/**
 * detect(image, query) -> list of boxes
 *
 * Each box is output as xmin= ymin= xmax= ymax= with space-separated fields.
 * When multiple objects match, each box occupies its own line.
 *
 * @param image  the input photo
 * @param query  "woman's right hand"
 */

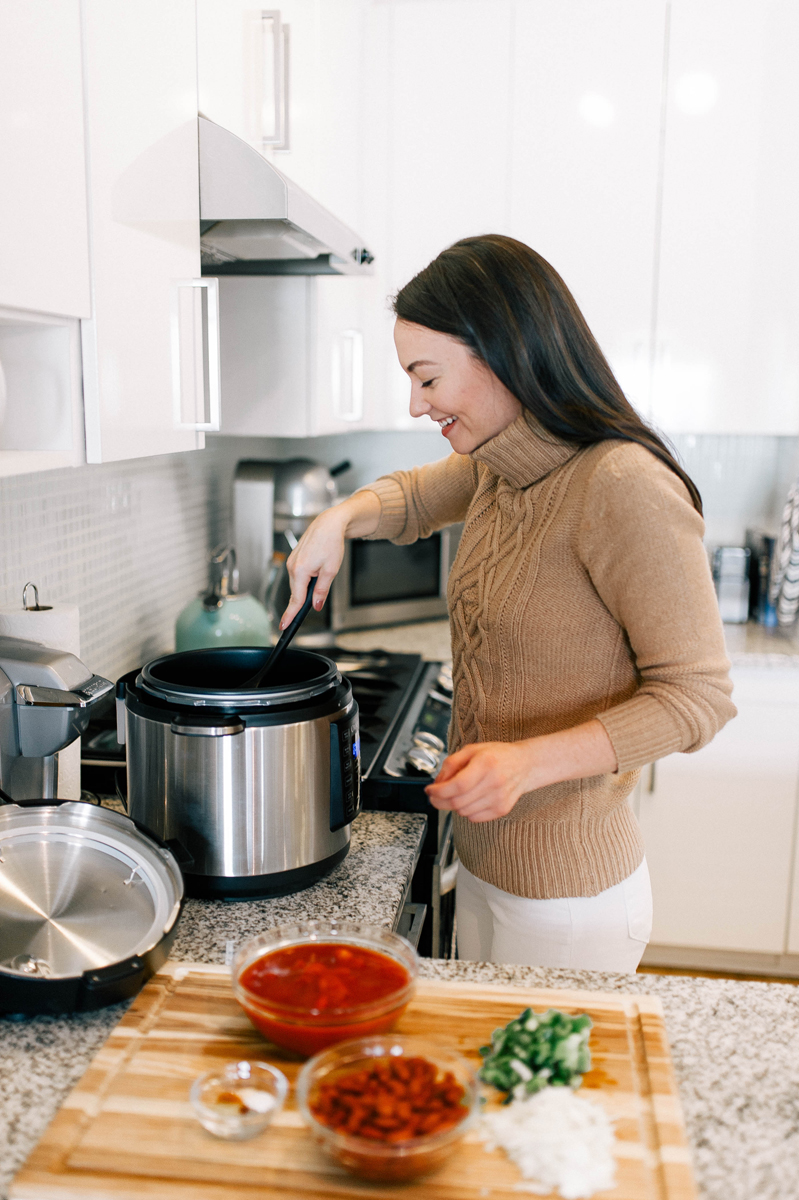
xmin=280 ymin=490 xmax=382 ymax=628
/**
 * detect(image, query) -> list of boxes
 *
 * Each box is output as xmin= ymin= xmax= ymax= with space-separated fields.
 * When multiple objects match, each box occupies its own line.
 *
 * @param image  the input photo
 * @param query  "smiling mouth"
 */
xmin=438 ymin=416 xmax=457 ymax=428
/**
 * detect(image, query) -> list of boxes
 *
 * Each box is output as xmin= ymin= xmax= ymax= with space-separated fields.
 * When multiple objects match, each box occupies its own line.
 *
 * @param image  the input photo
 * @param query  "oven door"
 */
xmin=330 ymin=524 xmax=462 ymax=632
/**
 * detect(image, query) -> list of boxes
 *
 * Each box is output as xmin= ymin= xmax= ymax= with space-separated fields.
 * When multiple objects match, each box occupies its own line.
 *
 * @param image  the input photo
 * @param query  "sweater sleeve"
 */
xmin=578 ymin=443 xmax=736 ymax=773
xmin=359 ymin=453 xmax=480 ymax=544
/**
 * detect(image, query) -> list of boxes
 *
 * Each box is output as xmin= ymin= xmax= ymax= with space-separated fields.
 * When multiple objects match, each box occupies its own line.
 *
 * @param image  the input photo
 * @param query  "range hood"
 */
xmin=198 ymin=117 xmax=373 ymax=276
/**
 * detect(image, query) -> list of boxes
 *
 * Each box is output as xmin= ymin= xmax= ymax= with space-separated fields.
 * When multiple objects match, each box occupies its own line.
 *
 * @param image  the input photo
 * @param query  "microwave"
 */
xmin=233 ymin=459 xmax=460 ymax=638
xmin=329 ymin=526 xmax=462 ymax=632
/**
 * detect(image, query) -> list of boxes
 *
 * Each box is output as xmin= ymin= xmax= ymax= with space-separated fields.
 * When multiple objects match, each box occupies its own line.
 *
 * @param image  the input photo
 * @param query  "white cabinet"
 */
xmin=198 ymin=0 xmax=374 ymax=436
xmin=216 ymin=274 xmax=373 ymax=437
xmin=369 ymin=0 xmax=513 ymax=428
xmin=0 ymin=308 xmax=85 ymax=476
xmin=80 ymin=0 xmax=205 ymax=462
xmin=364 ymin=0 xmax=666 ymax=427
xmin=197 ymin=1 xmax=366 ymax=230
xmin=638 ymin=668 xmax=799 ymax=955
xmin=0 ymin=0 xmax=91 ymax=319
xmin=509 ymin=0 xmax=666 ymax=417
xmin=651 ymin=0 xmax=799 ymax=434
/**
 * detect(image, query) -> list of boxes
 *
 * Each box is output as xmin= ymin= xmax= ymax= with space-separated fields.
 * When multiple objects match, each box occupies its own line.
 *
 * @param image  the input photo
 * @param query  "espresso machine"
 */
xmin=0 ymin=635 xmax=113 ymax=800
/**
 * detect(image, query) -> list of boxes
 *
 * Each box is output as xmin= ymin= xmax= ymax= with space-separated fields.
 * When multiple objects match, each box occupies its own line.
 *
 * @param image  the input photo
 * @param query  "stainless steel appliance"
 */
xmin=0 ymin=635 xmax=113 ymax=800
xmin=199 ymin=117 xmax=373 ymax=276
xmin=234 ymin=458 xmax=460 ymax=638
xmin=0 ymin=636 xmax=183 ymax=1015
xmin=712 ymin=546 xmax=751 ymax=623
xmin=0 ymin=799 xmax=184 ymax=1014
xmin=746 ymin=528 xmax=778 ymax=626
xmin=357 ymin=656 xmax=457 ymax=960
xmin=119 ymin=647 xmax=360 ymax=899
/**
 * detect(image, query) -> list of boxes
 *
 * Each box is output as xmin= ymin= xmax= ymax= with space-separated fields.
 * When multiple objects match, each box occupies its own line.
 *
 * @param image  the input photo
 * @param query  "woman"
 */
xmin=282 ymin=235 xmax=735 ymax=972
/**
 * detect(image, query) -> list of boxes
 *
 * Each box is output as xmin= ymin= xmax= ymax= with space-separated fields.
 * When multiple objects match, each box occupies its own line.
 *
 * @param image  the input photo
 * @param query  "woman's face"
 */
xmin=394 ymin=320 xmax=522 ymax=454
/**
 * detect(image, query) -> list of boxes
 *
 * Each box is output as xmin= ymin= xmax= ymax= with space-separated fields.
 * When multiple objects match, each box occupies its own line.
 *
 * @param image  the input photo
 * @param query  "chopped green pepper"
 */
xmin=479 ymin=1007 xmax=592 ymax=1102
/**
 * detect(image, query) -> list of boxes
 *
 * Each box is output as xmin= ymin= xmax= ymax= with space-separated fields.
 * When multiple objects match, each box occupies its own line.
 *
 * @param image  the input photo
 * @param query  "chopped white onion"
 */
xmin=480 ymin=1086 xmax=616 ymax=1200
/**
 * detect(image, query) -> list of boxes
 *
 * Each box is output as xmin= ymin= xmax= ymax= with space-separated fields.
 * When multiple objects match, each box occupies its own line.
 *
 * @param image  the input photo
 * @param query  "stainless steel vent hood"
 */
xmin=198 ymin=117 xmax=373 ymax=276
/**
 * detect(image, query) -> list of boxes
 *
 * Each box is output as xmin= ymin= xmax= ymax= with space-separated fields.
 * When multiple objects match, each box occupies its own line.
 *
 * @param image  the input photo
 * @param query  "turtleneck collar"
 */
xmin=469 ymin=408 xmax=579 ymax=489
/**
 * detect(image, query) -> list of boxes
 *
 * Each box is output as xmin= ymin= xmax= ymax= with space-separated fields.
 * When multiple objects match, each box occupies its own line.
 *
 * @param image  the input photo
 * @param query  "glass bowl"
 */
xmin=231 ymin=920 xmax=418 ymax=1057
xmin=190 ymin=1060 xmax=288 ymax=1140
xmin=296 ymin=1034 xmax=480 ymax=1182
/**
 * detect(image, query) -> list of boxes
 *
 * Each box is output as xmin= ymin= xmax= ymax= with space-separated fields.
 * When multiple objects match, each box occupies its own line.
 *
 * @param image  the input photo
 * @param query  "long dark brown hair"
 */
xmin=393 ymin=234 xmax=701 ymax=513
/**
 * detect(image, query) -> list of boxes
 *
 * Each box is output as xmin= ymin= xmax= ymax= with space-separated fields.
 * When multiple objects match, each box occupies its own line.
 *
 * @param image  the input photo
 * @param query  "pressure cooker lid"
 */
xmin=138 ymin=647 xmax=341 ymax=708
xmin=0 ymin=802 xmax=183 ymax=981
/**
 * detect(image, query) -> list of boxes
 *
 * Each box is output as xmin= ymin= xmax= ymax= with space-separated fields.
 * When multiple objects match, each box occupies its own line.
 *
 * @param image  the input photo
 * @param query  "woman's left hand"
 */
xmin=425 ymin=721 xmax=619 ymax=822
xmin=424 ymin=742 xmax=534 ymax=822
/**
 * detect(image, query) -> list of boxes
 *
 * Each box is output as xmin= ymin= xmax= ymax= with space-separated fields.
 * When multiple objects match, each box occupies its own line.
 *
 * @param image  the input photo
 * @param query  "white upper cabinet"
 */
xmin=0 ymin=0 xmax=91 ymax=318
xmin=364 ymin=0 xmax=666 ymax=428
xmin=651 ymin=0 xmax=799 ymax=434
xmin=366 ymin=0 xmax=514 ymax=429
xmin=215 ymin=273 xmax=374 ymax=438
xmin=509 ymin=0 xmax=667 ymax=418
xmin=197 ymin=1 xmax=375 ymax=437
xmin=80 ymin=0 xmax=206 ymax=462
xmin=197 ymin=1 xmax=366 ymax=230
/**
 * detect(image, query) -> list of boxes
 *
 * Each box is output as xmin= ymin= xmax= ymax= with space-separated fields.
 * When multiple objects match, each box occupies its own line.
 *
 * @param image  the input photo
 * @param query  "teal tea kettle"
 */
xmin=175 ymin=546 xmax=272 ymax=652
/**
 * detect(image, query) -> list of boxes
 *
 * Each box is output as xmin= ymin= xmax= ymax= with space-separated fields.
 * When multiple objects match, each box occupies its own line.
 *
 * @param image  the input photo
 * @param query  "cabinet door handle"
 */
xmin=647 ymin=762 xmax=657 ymax=794
xmin=332 ymin=330 xmax=364 ymax=422
xmin=258 ymin=10 xmax=290 ymax=150
xmin=171 ymin=278 xmax=221 ymax=432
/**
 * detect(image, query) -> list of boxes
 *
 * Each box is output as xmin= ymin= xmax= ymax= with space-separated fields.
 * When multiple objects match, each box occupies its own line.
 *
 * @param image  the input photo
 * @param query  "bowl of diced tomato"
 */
xmin=231 ymin=921 xmax=419 ymax=1057
xmin=295 ymin=1035 xmax=480 ymax=1182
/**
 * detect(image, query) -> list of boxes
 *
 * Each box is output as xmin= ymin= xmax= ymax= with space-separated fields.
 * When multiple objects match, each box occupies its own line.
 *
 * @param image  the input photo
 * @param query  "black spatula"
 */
xmin=240 ymin=577 xmax=317 ymax=690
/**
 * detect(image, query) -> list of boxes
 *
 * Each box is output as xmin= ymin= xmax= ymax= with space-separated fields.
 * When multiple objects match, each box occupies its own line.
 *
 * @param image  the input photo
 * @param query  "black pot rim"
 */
xmin=138 ymin=646 xmax=341 ymax=709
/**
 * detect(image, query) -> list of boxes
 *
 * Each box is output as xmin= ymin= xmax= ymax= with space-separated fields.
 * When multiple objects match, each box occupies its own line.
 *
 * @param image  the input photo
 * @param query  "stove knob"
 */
xmin=414 ymin=730 xmax=445 ymax=754
xmin=436 ymin=663 xmax=453 ymax=694
xmin=405 ymin=745 xmax=439 ymax=776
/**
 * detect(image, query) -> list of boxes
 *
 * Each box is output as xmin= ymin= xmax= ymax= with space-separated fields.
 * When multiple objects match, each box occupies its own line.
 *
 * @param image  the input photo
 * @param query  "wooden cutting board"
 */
xmin=10 ymin=962 xmax=696 ymax=1200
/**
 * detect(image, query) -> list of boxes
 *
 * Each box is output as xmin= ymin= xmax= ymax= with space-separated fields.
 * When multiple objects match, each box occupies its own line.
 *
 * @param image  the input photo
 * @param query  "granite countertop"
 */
xmin=337 ymin=615 xmax=799 ymax=669
xmin=5 ymin=949 xmax=799 ymax=1199
xmin=4 ymin=921 xmax=799 ymax=1199
xmin=416 ymin=960 xmax=799 ymax=1200
xmin=0 ymin=809 xmax=426 ymax=1199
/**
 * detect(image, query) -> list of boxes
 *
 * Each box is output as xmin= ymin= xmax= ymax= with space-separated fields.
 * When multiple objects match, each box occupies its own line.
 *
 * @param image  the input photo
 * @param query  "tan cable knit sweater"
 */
xmin=364 ymin=410 xmax=735 ymax=899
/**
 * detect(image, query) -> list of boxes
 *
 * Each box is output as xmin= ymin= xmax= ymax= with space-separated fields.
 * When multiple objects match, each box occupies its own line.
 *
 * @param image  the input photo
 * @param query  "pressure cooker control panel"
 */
xmin=330 ymin=705 xmax=361 ymax=832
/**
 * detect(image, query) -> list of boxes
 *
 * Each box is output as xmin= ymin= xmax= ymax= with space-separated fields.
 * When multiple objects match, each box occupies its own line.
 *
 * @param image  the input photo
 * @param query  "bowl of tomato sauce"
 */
xmin=231 ymin=921 xmax=419 ymax=1057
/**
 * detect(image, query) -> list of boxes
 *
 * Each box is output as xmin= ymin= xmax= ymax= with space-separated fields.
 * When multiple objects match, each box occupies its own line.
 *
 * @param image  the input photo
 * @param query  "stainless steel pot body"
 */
xmin=122 ymin=649 xmax=360 ymax=899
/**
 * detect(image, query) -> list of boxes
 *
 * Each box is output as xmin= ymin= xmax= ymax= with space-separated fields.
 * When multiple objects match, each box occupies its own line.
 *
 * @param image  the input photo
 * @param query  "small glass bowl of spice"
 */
xmin=296 ymin=1034 xmax=479 ymax=1182
xmin=190 ymin=1060 xmax=288 ymax=1140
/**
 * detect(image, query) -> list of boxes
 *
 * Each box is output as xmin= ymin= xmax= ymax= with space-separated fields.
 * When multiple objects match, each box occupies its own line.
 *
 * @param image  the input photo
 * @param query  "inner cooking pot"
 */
xmin=139 ymin=647 xmax=341 ymax=708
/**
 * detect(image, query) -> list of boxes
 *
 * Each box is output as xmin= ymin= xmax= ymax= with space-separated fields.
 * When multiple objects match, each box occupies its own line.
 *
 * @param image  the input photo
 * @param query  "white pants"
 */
xmin=456 ymin=858 xmax=653 ymax=973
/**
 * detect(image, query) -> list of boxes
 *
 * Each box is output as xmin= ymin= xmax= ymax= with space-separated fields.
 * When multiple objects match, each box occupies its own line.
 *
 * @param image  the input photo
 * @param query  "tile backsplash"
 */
xmin=0 ymin=429 xmax=446 ymax=681
xmin=671 ymin=434 xmax=799 ymax=548
xmin=0 ymin=428 xmax=796 ymax=680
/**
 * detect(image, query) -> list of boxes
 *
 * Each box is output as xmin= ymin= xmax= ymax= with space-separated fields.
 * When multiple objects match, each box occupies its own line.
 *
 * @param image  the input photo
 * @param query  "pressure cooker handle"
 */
xmin=170 ymin=716 xmax=245 ymax=737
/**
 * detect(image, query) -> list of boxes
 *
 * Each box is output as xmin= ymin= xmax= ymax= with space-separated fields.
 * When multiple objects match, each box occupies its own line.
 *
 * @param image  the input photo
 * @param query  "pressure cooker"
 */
xmin=119 ymin=647 xmax=360 ymax=900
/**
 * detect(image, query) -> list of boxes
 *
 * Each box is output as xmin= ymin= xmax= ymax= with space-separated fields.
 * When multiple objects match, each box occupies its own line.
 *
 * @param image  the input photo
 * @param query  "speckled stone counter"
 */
xmin=418 ymin=959 xmax=799 ymax=1200
xmin=333 ymin=615 xmax=799 ymax=669
xmin=0 ymin=810 xmax=426 ymax=1199
xmin=5 ymin=951 xmax=799 ymax=1200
